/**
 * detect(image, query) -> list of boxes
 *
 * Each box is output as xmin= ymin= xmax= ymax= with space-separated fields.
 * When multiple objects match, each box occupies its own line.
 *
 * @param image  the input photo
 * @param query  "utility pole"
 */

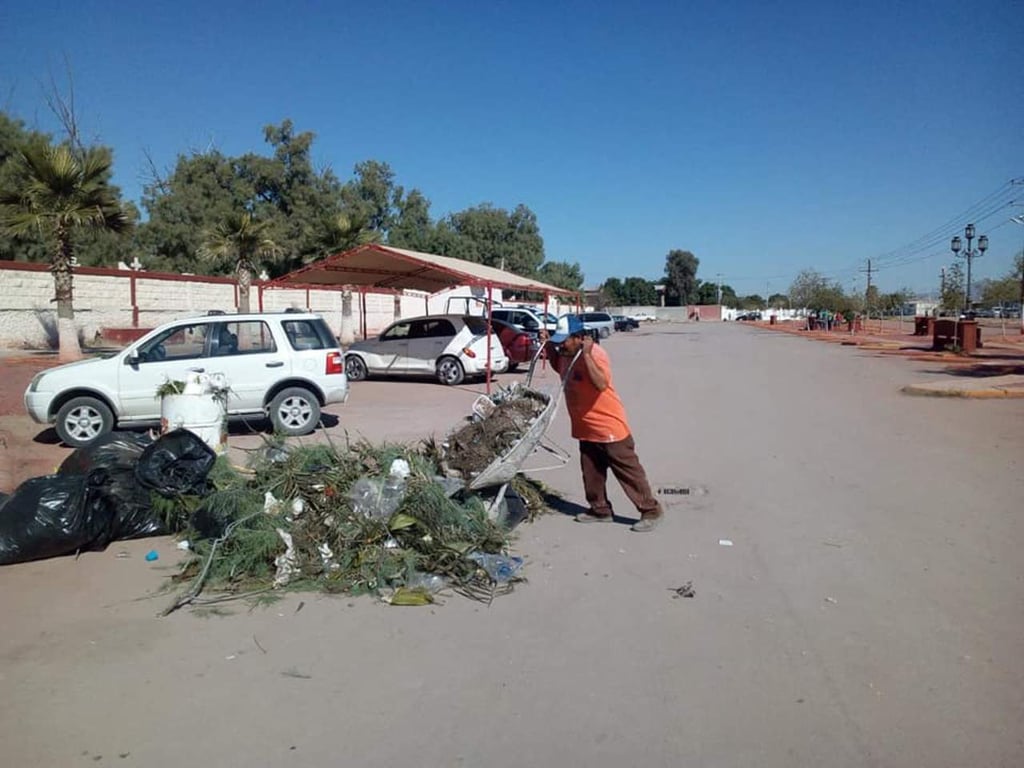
xmin=860 ymin=259 xmax=873 ymax=322
xmin=940 ymin=267 xmax=946 ymax=308
xmin=716 ymin=273 xmax=723 ymax=305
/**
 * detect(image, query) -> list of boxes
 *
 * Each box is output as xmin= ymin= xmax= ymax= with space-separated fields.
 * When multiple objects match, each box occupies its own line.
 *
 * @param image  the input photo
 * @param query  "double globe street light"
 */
xmin=950 ymin=223 xmax=987 ymax=312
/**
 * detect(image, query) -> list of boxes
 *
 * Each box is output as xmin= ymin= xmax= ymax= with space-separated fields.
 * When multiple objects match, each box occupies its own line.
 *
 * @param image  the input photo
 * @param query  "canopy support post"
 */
xmin=360 ymin=289 xmax=368 ymax=340
xmin=542 ymin=291 xmax=550 ymax=372
xmin=486 ymin=284 xmax=494 ymax=395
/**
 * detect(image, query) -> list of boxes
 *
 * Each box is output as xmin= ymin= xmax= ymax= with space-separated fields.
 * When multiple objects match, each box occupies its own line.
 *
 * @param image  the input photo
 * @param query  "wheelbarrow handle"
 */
xmin=526 ymin=341 xmax=581 ymax=393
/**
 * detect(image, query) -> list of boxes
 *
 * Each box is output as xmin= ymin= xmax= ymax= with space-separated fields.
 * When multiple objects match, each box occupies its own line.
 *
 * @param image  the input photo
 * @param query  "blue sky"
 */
xmin=2 ymin=0 xmax=1021 ymax=295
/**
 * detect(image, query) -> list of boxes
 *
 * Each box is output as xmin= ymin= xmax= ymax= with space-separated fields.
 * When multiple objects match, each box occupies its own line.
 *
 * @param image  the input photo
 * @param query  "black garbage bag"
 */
xmin=0 ymin=473 xmax=116 ymax=565
xmin=58 ymin=432 xmax=152 ymax=476
xmin=135 ymin=429 xmax=216 ymax=497
xmin=58 ymin=431 xmax=169 ymax=540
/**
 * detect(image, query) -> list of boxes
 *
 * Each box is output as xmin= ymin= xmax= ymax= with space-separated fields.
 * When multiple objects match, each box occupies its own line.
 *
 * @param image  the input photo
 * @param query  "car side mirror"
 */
xmin=126 ymin=351 xmax=140 ymax=366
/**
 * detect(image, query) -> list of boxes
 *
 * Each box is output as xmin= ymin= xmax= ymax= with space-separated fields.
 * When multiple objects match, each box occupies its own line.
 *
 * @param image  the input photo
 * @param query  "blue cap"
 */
xmin=550 ymin=315 xmax=585 ymax=343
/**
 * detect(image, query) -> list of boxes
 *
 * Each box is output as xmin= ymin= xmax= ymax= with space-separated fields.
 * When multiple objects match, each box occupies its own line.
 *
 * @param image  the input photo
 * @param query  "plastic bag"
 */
xmin=468 ymin=552 xmax=524 ymax=583
xmin=347 ymin=475 xmax=406 ymax=520
xmin=135 ymin=428 xmax=216 ymax=497
xmin=58 ymin=432 xmax=152 ymax=476
xmin=0 ymin=474 xmax=115 ymax=565
xmin=59 ymin=431 xmax=171 ymax=540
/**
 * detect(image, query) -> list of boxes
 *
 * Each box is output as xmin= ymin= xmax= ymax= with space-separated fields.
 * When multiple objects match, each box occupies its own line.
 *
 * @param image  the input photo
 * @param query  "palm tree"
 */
xmin=0 ymin=144 xmax=130 ymax=360
xmin=200 ymin=212 xmax=281 ymax=313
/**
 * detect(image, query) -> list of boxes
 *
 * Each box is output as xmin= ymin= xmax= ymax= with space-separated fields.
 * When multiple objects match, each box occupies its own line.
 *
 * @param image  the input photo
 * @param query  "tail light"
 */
xmin=326 ymin=351 xmax=344 ymax=374
xmin=462 ymin=347 xmax=477 ymax=358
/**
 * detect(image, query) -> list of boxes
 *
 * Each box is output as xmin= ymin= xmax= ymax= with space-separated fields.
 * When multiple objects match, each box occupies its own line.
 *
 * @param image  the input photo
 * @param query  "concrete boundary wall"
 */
xmin=0 ymin=261 xmax=566 ymax=349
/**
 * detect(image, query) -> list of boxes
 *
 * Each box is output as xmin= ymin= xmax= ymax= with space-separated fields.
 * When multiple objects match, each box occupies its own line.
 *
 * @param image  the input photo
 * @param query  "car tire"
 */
xmin=345 ymin=354 xmax=368 ymax=382
xmin=436 ymin=356 xmax=465 ymax=386
xmin=508 ymin=361 xmax=519 ymax=373
xmin=269 ymin=387 xmax=321 ymax=436
xmin=599 ymin=326 xmax=611 ymax=339
xmin=55 ymin=396 xmax=114 ymax=448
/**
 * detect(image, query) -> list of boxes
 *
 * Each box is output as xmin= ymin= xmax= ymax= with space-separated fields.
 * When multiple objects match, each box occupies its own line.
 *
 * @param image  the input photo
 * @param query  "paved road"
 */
xmin=2 ymin=323 xmax=1022 ymax=767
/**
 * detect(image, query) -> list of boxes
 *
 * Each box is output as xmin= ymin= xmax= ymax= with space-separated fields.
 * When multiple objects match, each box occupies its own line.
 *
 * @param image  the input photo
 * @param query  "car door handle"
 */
xmin=265 ymin=361 xmax=284 ymax=368
xmin=188 ymin=367 xmax=205 ymax=373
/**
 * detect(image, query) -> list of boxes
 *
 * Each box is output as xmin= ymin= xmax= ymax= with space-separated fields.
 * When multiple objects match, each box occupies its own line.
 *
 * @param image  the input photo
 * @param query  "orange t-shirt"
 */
xmin=552 ymin=345 xmax=631 ymax=443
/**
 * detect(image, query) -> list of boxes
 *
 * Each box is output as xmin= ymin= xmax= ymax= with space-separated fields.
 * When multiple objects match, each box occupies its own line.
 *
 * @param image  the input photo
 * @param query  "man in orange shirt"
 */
xmin=542 ymin=316 xmax=663 ymax=532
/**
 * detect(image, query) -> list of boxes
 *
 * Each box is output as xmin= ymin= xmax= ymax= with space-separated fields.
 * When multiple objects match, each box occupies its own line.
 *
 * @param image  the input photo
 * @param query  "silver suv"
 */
xmin=490 ymin=307 xmax=557 ymax=333
xmin=25 ymin=312 xmax=349 ymax=447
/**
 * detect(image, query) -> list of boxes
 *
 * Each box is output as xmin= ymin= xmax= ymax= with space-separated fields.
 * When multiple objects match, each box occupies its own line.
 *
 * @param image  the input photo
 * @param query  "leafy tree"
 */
xmin=663 ymin=249 xmax=699 ymax=305
xmin=342 ymin=159 xmax=398 ymax=237
xmin=434 ymin=203 xmax=544 ymax=276
xmin=878 ymin=288 xmax=911 ymax=314
xmin=601 ymin=277 xmax=625 ymax=305
xmin=0 ymin=143 xmax=131 ymax=358
xmin=0 ymin=113 xmax=51 ymax=262
xmin=739 ymin=294 xmax=765 ymax=309
xmin=789 ymin=269 xmax=845 ymax=311
xmin=941 ymin=263 xmax=965 ymax=312
xmin=694 ymin=280 xmax=717 ymax=304
xmin=538 ymin=260 xmax=584 ymax=292
xmin=864 ymin=284 xmax=879 ymax=311
xmin=199 ymin=212 xmax=281 ymax=313
xmin=139 ymin=149 xmax=254 ymax=274
xmin=621 ymin=276 xmax=659 ymax=305
xmin=767 ymin=292 xmax=790 ymax=308
xmin=388 ymin=188 xmax=435 ymax=252
xmin=140 ymin=120 xmax=351 ymax=276
xmin=979 ymin=260 xmax=1021 ymax=306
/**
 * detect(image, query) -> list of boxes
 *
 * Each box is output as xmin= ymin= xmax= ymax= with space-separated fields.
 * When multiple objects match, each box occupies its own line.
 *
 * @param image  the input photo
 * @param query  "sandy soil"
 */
xmin=1 ymin=325 xmax=1022 ymax=767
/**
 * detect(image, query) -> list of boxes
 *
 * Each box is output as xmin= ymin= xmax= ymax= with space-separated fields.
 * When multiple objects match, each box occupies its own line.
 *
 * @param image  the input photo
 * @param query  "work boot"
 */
xmin=630 ymin=516 xmax=661 ymax=533
xmin=575 ymin=512 xmax=613 ymax=524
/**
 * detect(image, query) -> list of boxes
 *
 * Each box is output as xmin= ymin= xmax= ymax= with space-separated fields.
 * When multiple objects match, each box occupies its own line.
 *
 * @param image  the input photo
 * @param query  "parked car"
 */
xmin=612 ymin=315 xmax=640 ymax=331
xmin=517 ymin=306 xmax=560 ymax=329
xmin=573 ymin=311 xmax=615 ymax=338
xmin=491 ymin=307 xmax=556 ymax=333
xmin=344 ymin=315 xmax=508 ymax=386
xmin=630 ymin=312 xmax=657 ymax=323
xmin=735 ymin=311 xmax=763 ymax=321
xmin=24 ymin=312 xmax=349 ymax=447
xmin=490 ymin=318 xmax=541 ymax=371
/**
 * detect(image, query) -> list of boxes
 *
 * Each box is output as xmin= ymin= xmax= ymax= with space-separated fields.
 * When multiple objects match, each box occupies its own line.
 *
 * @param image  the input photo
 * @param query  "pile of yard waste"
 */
xmin=442 ymin=388 xmax=548 ymax=480
xmin=0 ymin=385 xmax=554 ymax=610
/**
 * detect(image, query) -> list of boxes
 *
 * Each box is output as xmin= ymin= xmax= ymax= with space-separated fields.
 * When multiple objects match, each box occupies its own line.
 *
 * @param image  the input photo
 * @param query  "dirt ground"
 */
xmin=2 ymin=326 xmax=1023 ymax=767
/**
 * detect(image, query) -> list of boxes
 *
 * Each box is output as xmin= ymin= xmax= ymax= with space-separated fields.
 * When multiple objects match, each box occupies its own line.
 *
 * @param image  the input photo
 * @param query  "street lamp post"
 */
xmin=950 ymin=223 xmax=988 ymax=313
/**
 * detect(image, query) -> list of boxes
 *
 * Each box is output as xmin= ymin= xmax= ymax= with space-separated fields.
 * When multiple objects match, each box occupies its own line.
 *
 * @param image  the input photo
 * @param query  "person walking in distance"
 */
xmin=541 ymin=316 xmax=663 ymax=532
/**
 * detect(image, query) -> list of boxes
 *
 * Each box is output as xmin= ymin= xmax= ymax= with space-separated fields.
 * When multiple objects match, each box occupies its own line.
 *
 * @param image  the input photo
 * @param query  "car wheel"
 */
xmin=436 ymin=356 xmax=465 ymax=386
xmin=508 ymin=361 xmax=519 ymax=373
xmin=599 ymin=326 xmax=611 ymax=339
xmin=269 ymin=387 xmax=321 ymax=436
xmin=55 ymin=396 xmax=114 ymax=448
xmin=345 ymin=355 xmax=368 ymax=382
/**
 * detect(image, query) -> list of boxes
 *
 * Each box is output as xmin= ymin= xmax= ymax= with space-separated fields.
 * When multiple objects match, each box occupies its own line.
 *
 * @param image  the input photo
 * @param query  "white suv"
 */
xmin=344 ymin=315 xmax=508 ymax=385
xmin=25 ymin=312 xmax=349 ymax=447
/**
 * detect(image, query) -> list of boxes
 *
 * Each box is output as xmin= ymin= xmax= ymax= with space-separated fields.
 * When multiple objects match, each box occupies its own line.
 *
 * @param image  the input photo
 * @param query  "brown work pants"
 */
xmin=579 ymin=435 xmax=662 ymax=520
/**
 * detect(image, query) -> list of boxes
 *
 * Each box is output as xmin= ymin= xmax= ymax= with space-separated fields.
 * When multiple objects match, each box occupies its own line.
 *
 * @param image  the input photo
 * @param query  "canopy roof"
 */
xmin=270 ymin=244 xmax=575 ymax=296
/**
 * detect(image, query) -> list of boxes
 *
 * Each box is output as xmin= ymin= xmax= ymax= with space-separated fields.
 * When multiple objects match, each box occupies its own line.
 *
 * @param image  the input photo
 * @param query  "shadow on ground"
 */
xmin=920 ymin=363 xmax=1024 ymax=378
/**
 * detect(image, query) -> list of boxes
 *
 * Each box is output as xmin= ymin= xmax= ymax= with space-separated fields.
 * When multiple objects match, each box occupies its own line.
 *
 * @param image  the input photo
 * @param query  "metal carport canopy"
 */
xmin=268 ymin=243 xmax=576 ymax=296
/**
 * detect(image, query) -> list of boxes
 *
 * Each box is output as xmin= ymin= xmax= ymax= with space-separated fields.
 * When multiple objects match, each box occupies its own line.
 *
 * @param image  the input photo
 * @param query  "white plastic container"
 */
xmin=160 ymin=393 xmax=227 ymax=454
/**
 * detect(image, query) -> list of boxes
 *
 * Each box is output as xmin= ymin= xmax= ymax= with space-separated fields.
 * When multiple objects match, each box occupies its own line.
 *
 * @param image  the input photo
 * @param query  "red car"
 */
xmin=489 ymin=318 xmax=540 ymax=372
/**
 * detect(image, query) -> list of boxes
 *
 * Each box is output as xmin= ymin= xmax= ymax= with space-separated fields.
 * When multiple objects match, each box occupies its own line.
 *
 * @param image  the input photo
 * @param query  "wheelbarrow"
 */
xmin=440 ymin=345 xmax=581 ymax=521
